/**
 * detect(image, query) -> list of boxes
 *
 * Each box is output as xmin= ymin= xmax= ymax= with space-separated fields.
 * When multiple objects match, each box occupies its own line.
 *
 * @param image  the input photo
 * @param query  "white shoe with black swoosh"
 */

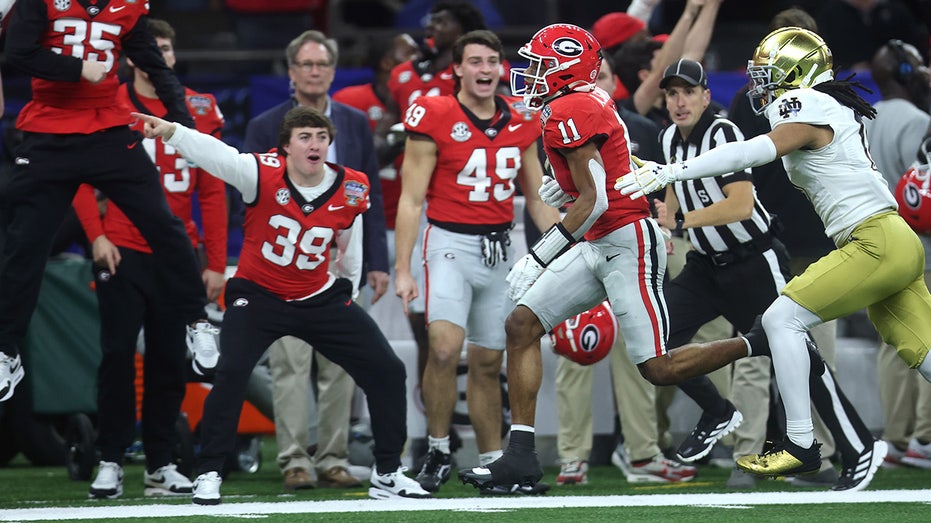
xmin=144 ymin=463 xmax=193 ymax=496
xmin=368 ymin=466 xmax=432 ymax=499
xmin=0 ymin=352 xmax=24 ymax=402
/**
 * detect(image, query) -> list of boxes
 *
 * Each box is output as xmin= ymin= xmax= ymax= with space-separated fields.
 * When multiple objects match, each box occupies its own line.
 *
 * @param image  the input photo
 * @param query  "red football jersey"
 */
xmin=388 ymin=61 xmax=456 ymax=111
xmin=404 ymin=94 xmax=539 ymax=226
xmin=16 ymin=0 xmax=149 ymax=133
xmin=542 ymin=87 xmax=650 ymax=241
xmin=332 ymin=83 xmax=384 ymax=131
xmin=72 ymin=84 xmax=228 ymax=273
xmin=332 ymin=83 xmax=402 ymax=229
xmin=235 ymin=156 xmax=371 ymax=301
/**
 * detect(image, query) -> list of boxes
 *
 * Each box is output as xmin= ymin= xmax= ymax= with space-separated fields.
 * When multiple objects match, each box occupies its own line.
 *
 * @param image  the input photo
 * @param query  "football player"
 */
xmin=459 ymin=23 xmax=773 ymax=493
xmin=135 ymin=106 xmax=432 ymax=504
xmin=70 ymin=18 xmax=226 ymax=500
xmin=394 ymin=29 xmax=559 ymax=494
xmin=617 ymin=27 xmax=931 ymax=482
xmin=0 ymin=0 xmax=215 ymax=404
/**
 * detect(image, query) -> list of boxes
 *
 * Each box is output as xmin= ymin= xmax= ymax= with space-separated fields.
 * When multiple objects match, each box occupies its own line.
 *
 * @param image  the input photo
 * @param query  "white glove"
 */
xmin=506 ymin=253 xmax=545 ymax=302
xmin=538 ymin=175 xmax=575 ymax=208
xmin=615 ymin=162 xmax=681 ymax=199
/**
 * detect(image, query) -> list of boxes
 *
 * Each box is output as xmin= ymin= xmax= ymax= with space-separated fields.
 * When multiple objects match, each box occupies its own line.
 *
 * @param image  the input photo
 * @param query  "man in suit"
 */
xmin=243 ymin=30 xmax=388 ymax=492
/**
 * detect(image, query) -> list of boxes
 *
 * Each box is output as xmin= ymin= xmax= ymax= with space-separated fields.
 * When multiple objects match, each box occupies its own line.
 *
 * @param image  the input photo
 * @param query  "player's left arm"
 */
xmin=517 ymin=145 xmax=561 ymax=232
xmin=124 ymin=17 xmax=194 ymax=128
xmin=560 ymin=142 xmax=609 ymax=239
xmin=335 ymin=216 xmax=365 ymax=299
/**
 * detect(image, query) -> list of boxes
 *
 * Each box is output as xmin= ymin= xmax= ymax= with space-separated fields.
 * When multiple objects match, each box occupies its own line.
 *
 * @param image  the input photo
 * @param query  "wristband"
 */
xmin=674 ymin=218 xmax=684 ymax=236
xmin=529 ymin=223 xmax=575 ymax=266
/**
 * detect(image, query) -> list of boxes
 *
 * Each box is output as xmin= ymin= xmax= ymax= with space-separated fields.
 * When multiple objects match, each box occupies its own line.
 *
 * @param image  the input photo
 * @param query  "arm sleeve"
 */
xmin=195 ymin=168 xmax=229 ymax=273
xmin=123 ymin=17 xmax=195 ymax=128
xmin=165 ymin=124 xmax=260 ymax=201
xmin=678 ymin=135 xmax=777 ymax=181
xmin=5 ymin=0 xmax=83 ymax=81
xmin=72 ymin=184 xmax=105 ymax=242
xmin=334 ymin=216 xmax=364 ymax=298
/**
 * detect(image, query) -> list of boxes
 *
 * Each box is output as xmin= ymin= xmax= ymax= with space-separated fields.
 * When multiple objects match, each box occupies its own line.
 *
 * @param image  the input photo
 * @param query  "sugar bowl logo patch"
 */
xmin=275 ymin=188 xmax=291 ymax=206
xmin=343 ymin=181 xmax=367 ymax=206
xmin=188 ymin=95 xmax=213 ymax=116
xmin=450 ymin=122 xmax=472 ymax=142
xmin=54 ymin=0 xmax=71 ymax=11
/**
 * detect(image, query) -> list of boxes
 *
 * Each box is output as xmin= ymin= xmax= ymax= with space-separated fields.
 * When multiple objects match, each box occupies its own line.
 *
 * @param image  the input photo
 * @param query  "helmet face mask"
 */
xmin=510 ymin=24 xmax=602 ymax=110
xmin=745 ymin=27 xmax=834 ymax=115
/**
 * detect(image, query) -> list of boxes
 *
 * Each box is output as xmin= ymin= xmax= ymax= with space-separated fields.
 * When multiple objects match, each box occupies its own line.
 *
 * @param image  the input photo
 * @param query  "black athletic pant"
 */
xmin=0 ymin=127 xmax=206 ymax=355
xmin=196 ymin=277 xmax=407 ymax=476
xmin=94 ymin=248 xmax=188 ymax=471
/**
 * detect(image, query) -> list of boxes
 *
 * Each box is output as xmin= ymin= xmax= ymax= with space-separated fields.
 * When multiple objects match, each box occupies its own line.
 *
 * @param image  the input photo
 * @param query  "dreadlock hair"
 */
xmin=812 ymin=73 xmax=877 ymax=120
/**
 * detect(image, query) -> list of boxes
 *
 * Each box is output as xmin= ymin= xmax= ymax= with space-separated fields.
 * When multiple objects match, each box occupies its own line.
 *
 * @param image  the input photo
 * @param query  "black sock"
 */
xmin=508 ymin=429 xmax=536 ymax=453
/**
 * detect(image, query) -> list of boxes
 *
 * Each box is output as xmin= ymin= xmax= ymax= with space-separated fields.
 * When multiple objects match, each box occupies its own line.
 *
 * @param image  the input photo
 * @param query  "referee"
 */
xmin=656 ymin=59 xmax=879 ymax=491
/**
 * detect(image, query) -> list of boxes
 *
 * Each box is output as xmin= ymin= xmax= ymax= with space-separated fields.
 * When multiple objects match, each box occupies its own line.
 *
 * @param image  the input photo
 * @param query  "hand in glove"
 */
xmin=538 ymin=175 xmax=575 ymax=208
xmin=506 ymin=253 xmax=545 ymax=302
xmin=615 ymin=161 xmax=682 ymax=199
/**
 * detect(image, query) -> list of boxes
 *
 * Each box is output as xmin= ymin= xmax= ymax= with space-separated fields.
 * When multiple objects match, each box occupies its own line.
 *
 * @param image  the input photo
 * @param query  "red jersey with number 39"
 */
xmin=235 ymin=156 xmax=371 ymax=301
xmin=542 ymin=87 xmax=650 ymax=240
xmin=17 ymin=0 xmax=149 ymax=133
xmin=404 ymin=94 xmax=539 ymax=226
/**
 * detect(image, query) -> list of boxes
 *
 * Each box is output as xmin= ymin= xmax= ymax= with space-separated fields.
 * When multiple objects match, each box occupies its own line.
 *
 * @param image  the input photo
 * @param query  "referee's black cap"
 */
xmin=660 ymin=59 xmax=708 ymax=89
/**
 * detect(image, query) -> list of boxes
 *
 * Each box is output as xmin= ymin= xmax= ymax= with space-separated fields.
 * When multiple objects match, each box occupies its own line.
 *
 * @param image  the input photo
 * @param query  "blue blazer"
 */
xmin=244 ymin=98 xmax=389 ymax=278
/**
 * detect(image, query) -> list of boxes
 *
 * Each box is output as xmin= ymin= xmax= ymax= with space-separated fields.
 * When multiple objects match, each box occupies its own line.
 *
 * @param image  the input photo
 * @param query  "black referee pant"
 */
xmin=0 ymin=127 xmax=207 ymax=355
xmin=94 ymin=248 xmax=188 ymax=472
xmin=196 ymin=277 xmax=408 ymax=477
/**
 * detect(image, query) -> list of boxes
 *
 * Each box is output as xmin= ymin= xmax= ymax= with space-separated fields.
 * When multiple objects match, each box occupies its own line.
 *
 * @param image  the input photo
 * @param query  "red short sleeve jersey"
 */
xmin=83 ymin=83 xmax=228 ymax=272
xmin=17 ymin=1 xmax=149 ymax=133
xmin=235 ymin=156 xmax=371 ymax=301
xmin=388 ymin=61 xmax=457 ymax=111
xmin=542 ymin=87 xmax=650 ymax=240
xmin=404 ymin=94 xmax=539 ymax=226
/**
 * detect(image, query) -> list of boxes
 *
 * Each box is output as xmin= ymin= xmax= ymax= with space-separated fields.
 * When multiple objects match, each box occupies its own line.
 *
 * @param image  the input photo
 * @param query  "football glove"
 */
xmin=538 ymin=175 xmax=575 ymax=208
xmin=615 ymin=161 xmax=682 ymax=199
xmin=506 ymin=253 xmax=545 ymax=302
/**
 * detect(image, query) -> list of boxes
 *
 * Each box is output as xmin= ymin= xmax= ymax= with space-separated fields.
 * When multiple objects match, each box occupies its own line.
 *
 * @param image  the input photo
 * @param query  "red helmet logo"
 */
xmin=896 ymin=165 xmax=931 ymax=234
xmin=550 ymin=301 xmax=617 ymax=365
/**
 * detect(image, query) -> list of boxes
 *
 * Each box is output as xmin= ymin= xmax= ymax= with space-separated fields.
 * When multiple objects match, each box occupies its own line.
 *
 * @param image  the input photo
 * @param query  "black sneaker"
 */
xmin=480 ymin=481 xmax=551 ymax=496
xmin=737 ymin=439 xmax=823 ymax=477
xmin=832 ymin=440 xmax=887 ymax=491
xmin=676 ymin=401 xmax=743 ymax=462
xmin=458 ymin=450 xmax=543 ymax=491
xmin=415 ymin=448 xmax=451 ymax=493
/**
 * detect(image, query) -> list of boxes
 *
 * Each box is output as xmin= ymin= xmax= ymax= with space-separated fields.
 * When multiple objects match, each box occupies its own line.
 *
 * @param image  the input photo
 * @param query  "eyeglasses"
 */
xmin=292 ymin=61 xmax=334 ymax=72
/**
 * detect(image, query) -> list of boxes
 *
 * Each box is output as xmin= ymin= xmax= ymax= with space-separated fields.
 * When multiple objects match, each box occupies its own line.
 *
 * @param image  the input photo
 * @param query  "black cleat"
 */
xmin=415 ymin=448 xmax=452 ymax=493
xmin=676 ymin=401 xmax=743 ymax=462
xmin=458 ymin=450 xmax=543 ymax=491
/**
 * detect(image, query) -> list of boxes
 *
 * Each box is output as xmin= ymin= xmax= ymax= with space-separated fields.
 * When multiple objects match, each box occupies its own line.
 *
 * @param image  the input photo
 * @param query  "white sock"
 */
xmin=427 ymin=435 xmax=450 ymax=455
xmin=511 ymin=424 xmax=535 ymax=433
xmin=919 ymin=353 xmax=931 ymax=383
xmin=478 ymin=450 xmax=503 ymax=467
xmin=786 ymin=420 xmax=815 ymax=449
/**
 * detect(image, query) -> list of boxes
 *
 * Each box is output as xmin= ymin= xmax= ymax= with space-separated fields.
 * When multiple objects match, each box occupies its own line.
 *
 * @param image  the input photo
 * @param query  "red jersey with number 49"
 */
xmin=236 ymin=155 xmax=371 ymax=301
xmin=404 ymin=94 xmax=538 ymax=226
xmin=16 ymin=0 xmax=149 ymax=133
xmin=542 ymin=87 xmax=650 ymax=241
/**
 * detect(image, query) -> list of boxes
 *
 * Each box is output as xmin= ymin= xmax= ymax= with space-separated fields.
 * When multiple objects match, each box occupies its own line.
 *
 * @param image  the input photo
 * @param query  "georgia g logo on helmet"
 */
xmin=552 ymin=37 xmax=584 ymax=57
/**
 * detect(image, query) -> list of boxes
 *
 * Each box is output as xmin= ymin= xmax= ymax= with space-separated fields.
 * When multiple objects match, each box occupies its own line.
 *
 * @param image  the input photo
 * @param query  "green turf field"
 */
xmin=1 ymin=441 xmax=929 ymax=522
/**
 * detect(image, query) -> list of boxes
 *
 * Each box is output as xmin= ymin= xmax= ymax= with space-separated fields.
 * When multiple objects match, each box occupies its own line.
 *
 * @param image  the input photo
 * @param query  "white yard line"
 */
xmin=1 ymin=490 xmax=930 ymax=521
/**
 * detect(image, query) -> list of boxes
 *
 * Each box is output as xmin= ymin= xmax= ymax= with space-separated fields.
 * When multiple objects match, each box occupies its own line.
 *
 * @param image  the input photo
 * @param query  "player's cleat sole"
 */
xmin=479 ymin=482 xmax=551 ymax=496
xmin=737 ymin=439 xmax=822 ymax=477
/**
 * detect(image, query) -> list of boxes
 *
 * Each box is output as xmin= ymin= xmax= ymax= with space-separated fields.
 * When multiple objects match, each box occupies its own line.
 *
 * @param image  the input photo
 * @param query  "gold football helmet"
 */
xmin=746 ymin=27 xmax=834 ymax=114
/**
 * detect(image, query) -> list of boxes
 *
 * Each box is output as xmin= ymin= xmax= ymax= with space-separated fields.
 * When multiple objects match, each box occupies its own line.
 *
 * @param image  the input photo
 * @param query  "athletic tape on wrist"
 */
xmin=529 ymin=223 xmax=575 ymax=266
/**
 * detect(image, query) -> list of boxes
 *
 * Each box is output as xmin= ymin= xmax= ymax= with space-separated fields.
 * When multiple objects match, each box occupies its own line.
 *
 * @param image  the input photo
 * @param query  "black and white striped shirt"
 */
xmin=660 ymin=109 xmax=772 ymax=256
